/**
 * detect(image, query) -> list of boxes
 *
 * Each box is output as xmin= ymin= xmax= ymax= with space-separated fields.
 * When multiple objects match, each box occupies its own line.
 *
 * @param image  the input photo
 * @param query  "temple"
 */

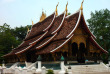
xmin=3 ymin=1 xmax=108 ymax=63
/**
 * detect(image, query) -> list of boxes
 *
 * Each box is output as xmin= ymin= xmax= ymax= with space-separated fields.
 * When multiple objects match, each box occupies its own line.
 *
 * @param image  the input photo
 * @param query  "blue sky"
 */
xmin=0 ymin=0 xmax=110 ymax=28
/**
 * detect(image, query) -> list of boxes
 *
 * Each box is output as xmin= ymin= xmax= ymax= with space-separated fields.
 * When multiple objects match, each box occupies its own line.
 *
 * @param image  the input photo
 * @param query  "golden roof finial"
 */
xmin=32 ymin=21 xmax=34 ymax=25
xmin=55 ymin=2 xmax=59 ymax=16
xmin=65 ymin=1 xmax=68 ymax=16
xmin=44 ymin=11 xmax=46 ymax=18
xmin=27 ymin=26 xmax=29 ymax=32
xmin=42 ymin=8 xmax=44 ymax=13
xmin=80 ymin=0 xmax=84 ymax=10
xmin=40 ymin=9 xmax=46 ymax=22
xmin=31 ymin=19 xmax=34 ymax=25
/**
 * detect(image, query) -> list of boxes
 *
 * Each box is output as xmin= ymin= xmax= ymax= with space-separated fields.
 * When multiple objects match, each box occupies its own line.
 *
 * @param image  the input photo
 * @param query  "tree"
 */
xmin=0 ymin=23 xmax=20 ymax=63
xmin=0 ymin=23 xmax=31 ymax=63
xmin=87 ymin=9 xmax=110 ymax=63
xmin=46 ymin=69 xmax=54 ymax=74
xmin=87 ymin=9 xmax=110 ymax=51
xmin=68 ymin=12 xmax=71 ymax=15
xmin=11 ymin=25 xmax=31 ymax=41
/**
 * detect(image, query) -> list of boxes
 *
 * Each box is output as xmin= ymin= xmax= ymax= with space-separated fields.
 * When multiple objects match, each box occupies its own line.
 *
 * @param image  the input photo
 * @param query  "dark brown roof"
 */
xmin=36 ymin=34 xmax=74 ymax=54
xmin=3 ymin=46 xmax=27 ymax=57
xmin=36 ymin=39 xmax=66 ymax=54
xmin=35 ymin=13 xmax=65 ymax=49
xmin=53 ymin=12 xmax=79 ymax=40
xmin=25 ymin=13 xmax=55 ymax=40
xmin=46 ymin=13 xmax=64 ymax=36
xmin=18 ymin=33 xmax=44 ymax=48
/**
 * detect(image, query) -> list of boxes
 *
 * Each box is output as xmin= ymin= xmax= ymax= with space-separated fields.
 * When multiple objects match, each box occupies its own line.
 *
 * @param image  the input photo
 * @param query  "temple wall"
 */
xmin=89 ymin=42 xmax=97 ymax=51
xmin=71 ymin=26 xmax=87 ymax=47
xmin=89 ymin=42 xmax=101 ymax=53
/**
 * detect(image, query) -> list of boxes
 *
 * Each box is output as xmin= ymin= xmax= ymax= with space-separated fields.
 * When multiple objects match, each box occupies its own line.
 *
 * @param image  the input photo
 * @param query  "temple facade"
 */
xmin=3 ymin=1 xmax=108 ymax=63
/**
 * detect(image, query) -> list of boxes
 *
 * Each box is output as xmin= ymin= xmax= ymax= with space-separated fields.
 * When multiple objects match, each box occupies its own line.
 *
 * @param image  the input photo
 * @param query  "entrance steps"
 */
xmin=66 ymin=64 xmax=109 ymax=74
xmin=54 ymin=63 xmax=109 ymax=74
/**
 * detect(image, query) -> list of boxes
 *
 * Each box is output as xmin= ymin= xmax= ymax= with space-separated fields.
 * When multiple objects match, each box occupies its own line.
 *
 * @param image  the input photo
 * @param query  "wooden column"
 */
xmin=68 ymin=40 xmax=72 ymax=56
xmin=86 ymin=36 xmax=89 ymax=56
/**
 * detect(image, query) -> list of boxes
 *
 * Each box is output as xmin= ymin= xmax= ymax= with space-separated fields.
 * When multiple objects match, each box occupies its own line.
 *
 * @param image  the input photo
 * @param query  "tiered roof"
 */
xmin=3 ymin=1 xmax=108 ymax=58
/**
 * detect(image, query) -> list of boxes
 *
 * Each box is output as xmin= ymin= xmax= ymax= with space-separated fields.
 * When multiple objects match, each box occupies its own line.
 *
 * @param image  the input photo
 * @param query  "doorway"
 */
xmin=72 ymin=42 xmax=78 ymax=56
xmin=77 ymin=43 xmax=86 ymax=63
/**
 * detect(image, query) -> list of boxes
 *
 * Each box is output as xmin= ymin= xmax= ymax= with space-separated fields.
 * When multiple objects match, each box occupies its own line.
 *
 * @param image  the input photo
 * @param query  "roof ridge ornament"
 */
xmin=27 ymin=26 xmax=30 ymax=32
xmin=44 ymin=10 xmax=46 ymax=17
xmin=80 ymin=0 xmax=84 ymax=10
xmin=31 ymin=19 xmax=34 ymax=25
xmin=40 ymin=8 xmax=46 ymax=22
xmin=65 ymin=2 xmax=68 ymax=16
xmin=42 ymin=8 xmax=44 ymax=13
xmin=55 ymin=2 xmax=59 ymax=16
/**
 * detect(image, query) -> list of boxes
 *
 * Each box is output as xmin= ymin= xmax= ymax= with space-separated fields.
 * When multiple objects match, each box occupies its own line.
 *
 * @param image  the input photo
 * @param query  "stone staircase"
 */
xmin=54 ymin=63 xmax=110 ymax=74
xmin=69 ymin=64 xmax=109 ymax=74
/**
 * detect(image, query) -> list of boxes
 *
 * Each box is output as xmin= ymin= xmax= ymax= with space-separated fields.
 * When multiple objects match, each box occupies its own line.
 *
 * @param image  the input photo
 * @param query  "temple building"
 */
xmin=3 ymin=1 xmax=108 ymax=63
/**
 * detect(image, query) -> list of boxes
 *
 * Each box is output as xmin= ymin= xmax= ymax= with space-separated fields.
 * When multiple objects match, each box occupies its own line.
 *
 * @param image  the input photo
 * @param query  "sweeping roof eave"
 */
xmin=81 ymin=14 xmax=96 ymax=39
xmin=90 ymin=36 xmax=108 ymax=54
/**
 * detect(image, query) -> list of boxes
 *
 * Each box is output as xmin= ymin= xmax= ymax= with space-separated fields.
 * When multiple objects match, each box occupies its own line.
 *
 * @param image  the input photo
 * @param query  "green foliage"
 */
xmin=87 ymin=9 xmax=110 ymax=51
xmin=46 ymin=69 xmax=54 ymax=74
xmin=0 ymin=23 xmax=31 ymax=63
xmin=87 ymin=9 xmax=110 ymax=62
xmin=11 ymin=25 xmax=31 ymax=41
xmin=0 ymin=23 xmax=18 ymax=63
xmin=68 ymin=12 xmax=71 ymax=15
xmin=101 ymin=53 xmax=108 ymax=63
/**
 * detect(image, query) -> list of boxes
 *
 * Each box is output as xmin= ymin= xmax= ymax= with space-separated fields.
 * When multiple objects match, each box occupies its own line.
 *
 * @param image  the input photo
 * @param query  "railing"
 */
xmin=27 ymin=61 xmax=37 ymax=69
xmin=64 ymin=65 xmax=68 ymax=72
xmin=10 ymin=62 xmax=19 ymax=69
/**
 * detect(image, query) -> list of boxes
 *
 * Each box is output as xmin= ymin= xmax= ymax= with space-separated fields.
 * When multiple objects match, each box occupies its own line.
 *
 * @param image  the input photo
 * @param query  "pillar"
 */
xmin=2 ymin=61 xmax=6 ymax=74
xmin=41 ymin=66 xmax=46 ymax=74
xmin=59 ymin=56 xmax=65 ymax=74
xmin=108 ymin=55 xmax=110 ymax=67
xmin=36 ymin=55 xmax=42 ymax=73
xmin=2 ymin=60 xmax=5 ymax=68
xmin=0 ymin=66 xmax=2 ymax=74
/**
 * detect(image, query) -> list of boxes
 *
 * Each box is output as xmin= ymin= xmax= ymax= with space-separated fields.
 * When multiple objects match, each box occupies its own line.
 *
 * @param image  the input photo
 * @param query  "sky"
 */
xmin=0 ymin=0 xmax=110 ymax=28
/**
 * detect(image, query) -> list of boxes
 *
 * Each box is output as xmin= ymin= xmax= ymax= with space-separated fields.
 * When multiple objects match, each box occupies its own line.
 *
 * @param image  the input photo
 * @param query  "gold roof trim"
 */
xmin=55 ymin=2 xmax=59 ymax=16
xmin=65 ymin=2 xmax=68 ymax=16
xmin=27 ymin=26 xmax=30 ymax=32
xmin=80 ymin=0 xmax=84 ymax=10
xmin=40 ymin=9 xmax=46 ymax=22
xmin=31 ymin=20 xmax=34 ymax=25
